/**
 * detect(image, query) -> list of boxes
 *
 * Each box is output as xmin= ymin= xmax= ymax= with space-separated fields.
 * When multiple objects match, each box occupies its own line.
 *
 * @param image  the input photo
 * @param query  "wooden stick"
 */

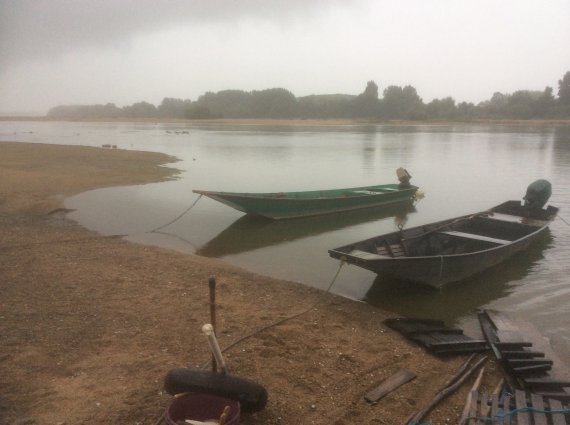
xmin=406 ymin=356 xmax=487 ymax=425
xmin=442 ymin=353 xmax=477 ymax=389
xmin=209 ymin=276 xmax=217 ymax=373
xmin=491 ymin=378 xmax=504 ymax=396
xmin=460 ymin=366 xmax=486 ymax=422
xmin=402 ymin=356 xmax=476 ymax=425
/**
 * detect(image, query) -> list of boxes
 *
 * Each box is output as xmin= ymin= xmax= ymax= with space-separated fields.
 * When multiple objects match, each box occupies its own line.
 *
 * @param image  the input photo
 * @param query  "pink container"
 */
xmin=164 ymin=393 xmax=240 ymax=425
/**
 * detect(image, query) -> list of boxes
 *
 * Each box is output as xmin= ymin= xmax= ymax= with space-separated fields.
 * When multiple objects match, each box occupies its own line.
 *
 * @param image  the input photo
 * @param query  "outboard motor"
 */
xmin=397 ymin=167 xmax=412 ymax=188
xmin=523 ymin=179 xmax=552 ymax=209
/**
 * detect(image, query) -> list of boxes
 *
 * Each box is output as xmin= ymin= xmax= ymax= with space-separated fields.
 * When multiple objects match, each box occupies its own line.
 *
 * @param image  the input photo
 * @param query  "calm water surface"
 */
xmin=2 ymin=121 xmax=570 ymax=359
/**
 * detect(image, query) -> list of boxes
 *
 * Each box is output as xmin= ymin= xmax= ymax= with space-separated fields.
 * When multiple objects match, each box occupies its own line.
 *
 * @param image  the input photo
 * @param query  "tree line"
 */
xmin=47 ymin=71 xmax=570 ymax=121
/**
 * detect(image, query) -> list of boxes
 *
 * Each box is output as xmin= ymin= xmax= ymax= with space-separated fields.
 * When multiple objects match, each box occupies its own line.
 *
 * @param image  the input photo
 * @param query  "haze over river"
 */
xmin=3 ymin=121 xmax=570 ymax=360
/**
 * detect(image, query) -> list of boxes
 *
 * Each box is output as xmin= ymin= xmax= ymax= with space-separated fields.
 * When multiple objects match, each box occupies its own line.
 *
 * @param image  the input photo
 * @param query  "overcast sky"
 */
xmin=1 ymin=0 xmax=569 ymax=115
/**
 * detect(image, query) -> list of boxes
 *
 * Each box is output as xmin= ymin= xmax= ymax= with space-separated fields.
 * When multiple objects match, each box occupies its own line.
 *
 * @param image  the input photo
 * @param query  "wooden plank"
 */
xmin=488 ymin=309 xmax=570 ymax=389
xmin=485 ymin=310 xmax=519 ymax=332
xmin=478 ymin=392 xmax=491 ymax=425
xmin=513 ymin=364 xmax=552 ymax=376
xmin=507 ymin=359 xmax=553 ymax=367
xmin=490 ymin=394 xmax=500 ymax=420
xmin=530 ymin=393 xmax=547 ymax=425
xmin=384 ymin=318 xmax=445 ymax=329
xmin=384 ymin=240 xmax=395 ymax=257
xmin=535 ymin=392 xmax=570 ymax=402
xmin=364 ymin=369 xmax=416 ymax=403
xmin=431 ymin=345 xmax=489 ymax=355
xmin=485 ymin=310 xmax=528 ymax=345
xmin=348 ymin=249 xmax=385 ymax=260
xmin=390 ymin=244 xmax=405 ymax=257
xmin=515 ymin=390 xmax=530 ymax=425
xmin=384 ymin=318 xmax=489 ymax=354
xmin=548 ymin=398 xmax=567 ymax=425
xmin=406 ymin=328 xmax=464 ymax=335
xmin=495 ymin=341 xmax=533 ymax=349
xmin=440 ymin=230 xmax=511 ymax=245
xmin=524 ymin=379 xmax=570 ymax=389
xmin=482 ymin=212 xmax=525 ymax=224
xmin=504 ymin=394 xmax=512 ymax=425
xmin=502 ymin=350 xmax=545 ymax=359
xmin=467 ymin=390 xmax=478 ymax=425
xmin=428 ymin=340 xmax=488 ymax=349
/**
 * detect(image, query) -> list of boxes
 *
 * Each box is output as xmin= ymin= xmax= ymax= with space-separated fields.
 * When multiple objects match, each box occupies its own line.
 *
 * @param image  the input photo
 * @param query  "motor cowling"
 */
xmin=397 ymin=167 xmax=412 ymax=188
xmin=523 ymin=179 xmax=552 ymax=209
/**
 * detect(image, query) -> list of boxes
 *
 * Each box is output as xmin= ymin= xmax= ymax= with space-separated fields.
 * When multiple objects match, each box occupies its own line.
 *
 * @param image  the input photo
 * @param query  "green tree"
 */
xmin=477 ymin=92 xmax=508 ymax=117
xmin=250 ymin=88 xmax=297 ymax=118
xmin=158 ymin=98 xmax=191 ymax=118
xmin=535 ymin=87 xmax=555 ymax=117
xmin=425 ymin=97 xmax=457 ymax=119
xmin=352 ymin=80 xmax=380 ymax=117
xmin=380 ymin=85 xmax=424 ymax=119
xmin=185 ymin=104 xmax=212 ymax=119
xmin=457 ymin=102 xmax=476 ymax=119
xmin=122 ymin=101 xmax=157 ymax=118
xmin=558 ymin=71 xmax=570 ymax=105
xmin=297 ymin=94 xmax=354 ymax=118
xmin=196 ymin=90 xmax=252 ymax=118
xmin=507 ymin=91 xmax=535 ymax=119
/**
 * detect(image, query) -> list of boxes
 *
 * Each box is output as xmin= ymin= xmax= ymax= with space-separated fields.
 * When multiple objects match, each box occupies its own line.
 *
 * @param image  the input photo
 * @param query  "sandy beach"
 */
xmin=0 ymin=141 xmax=501 ymax=424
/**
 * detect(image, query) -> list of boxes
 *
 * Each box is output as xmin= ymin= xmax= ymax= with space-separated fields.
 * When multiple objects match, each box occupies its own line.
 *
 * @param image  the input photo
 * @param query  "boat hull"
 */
xmin=329 ymin=201 xmax=558 ymax=288
xmin=336 ymin=232 xmax=545 ymax=288
xmin=193 ymin=184 xmax=418 ymax=219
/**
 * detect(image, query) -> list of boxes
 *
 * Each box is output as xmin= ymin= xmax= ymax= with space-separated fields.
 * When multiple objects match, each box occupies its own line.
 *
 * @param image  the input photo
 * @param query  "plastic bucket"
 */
xmin=164 ymin=393 xmax=240 ymax=425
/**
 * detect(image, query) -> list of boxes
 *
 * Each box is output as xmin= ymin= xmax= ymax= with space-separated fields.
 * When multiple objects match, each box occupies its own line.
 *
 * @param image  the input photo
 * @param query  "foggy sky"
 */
xmin=1 ymin=0 xmax=569 ymax=115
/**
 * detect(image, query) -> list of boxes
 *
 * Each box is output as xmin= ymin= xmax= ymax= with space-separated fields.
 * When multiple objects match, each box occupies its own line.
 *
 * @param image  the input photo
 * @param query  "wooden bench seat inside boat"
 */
xmin=439 ymin=230 xmax=511 ymax=245
xmin=348 ymin=249 xmax=385 ymax=260
xmin=481 ymin=212 xmax=550 ymax=227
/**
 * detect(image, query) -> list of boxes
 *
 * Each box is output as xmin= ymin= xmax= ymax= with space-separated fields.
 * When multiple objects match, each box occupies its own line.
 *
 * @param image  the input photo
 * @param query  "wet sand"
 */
xmin=0 ymin=141 xmax=501 ymax=424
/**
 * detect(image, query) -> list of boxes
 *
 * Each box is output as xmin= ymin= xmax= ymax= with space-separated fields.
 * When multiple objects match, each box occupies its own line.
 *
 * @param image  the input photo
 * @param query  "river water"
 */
xmin=2 ymin=121 xmax=570 ymax=359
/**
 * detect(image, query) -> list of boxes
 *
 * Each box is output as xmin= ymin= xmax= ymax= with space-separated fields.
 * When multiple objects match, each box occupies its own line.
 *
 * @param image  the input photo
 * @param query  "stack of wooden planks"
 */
xmin=464 ymin=389 xmax=570 ymax=425
xmin=478 ymin=309 xmax=570 ymax=401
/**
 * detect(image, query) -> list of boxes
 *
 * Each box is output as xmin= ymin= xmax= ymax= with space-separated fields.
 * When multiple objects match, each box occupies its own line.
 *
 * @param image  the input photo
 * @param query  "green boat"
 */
xmin=193 ymin=175 xmax=419 ymax=219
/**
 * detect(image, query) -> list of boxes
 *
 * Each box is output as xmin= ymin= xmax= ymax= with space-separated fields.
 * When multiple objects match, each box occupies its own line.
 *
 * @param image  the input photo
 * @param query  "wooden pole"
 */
xmin=460 ymin=366 xmax=486 ymax=422
xmin=209 ymin=276 xmax=217 ymax=372
xmin=405 ymin=355 xmax=487 ymax=425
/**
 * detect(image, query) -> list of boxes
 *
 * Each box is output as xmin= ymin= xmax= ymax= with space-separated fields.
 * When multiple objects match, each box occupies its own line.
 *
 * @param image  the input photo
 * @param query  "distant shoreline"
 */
xmin=1 ymin=116 xmax=570 ymax=126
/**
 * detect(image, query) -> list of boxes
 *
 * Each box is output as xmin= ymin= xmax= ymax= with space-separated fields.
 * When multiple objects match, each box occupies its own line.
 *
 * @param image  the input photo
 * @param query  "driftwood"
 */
xmin=365 ymin=369 xmax=416 ymax=403
xmin=404 ymin=355 xmax=487 ymax=425
xmin=402 ymin=354 xmax=477 ymax=425
xmin=460 ymin=366 xmax=486 ymax=421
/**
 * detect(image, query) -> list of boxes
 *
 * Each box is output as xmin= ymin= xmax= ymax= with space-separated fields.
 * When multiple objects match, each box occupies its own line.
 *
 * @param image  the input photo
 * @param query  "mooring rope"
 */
xmin=4 ymin=195 xmax=204 ymax=251
xmin=557 ymin=215 xmax=570 ymax=226
xmin=156 ymin=253 xmax=347 ymax=425
xmin=457 ymin=405 xmax=570 ymax=424
xmin=200 ymin=259 xmax=346 ymax=368
xmin=148 ymin=194 xmax=203 ymax=233
xmin=221 ymin=259 xmax=345 ymax=352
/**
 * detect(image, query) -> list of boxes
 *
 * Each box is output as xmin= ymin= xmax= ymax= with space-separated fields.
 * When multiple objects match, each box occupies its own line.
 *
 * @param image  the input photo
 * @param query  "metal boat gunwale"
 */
xmin=193 ymin=184 xmax=416 ymax=200
xmin=332 ymin=212 xmax=549 ymax=261
xmin=328 ymin=200 xmax=558 ymax=287
xmin=192 ymin=184 xmax=419 ymax=219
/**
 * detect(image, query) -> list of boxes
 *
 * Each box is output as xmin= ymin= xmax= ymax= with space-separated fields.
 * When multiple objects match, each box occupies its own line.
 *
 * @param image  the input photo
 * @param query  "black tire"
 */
xmin=164 ymin=368 xmax=268 ymax=413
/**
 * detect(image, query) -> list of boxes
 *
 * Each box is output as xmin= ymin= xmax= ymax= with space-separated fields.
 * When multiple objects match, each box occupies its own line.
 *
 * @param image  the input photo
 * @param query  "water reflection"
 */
xmin=4 ymin=121 xmax=570 ymax=358
xmin=197 ymin=202 xmax=416 ymax=257
xmin=364 ymin=230 xmax=553 ymax=323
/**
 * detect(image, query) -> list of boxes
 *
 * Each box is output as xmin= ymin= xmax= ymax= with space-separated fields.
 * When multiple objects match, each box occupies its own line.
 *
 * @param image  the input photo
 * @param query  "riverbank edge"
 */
xmin=0 ymin=141 xmax=500 ymax=424
xmin=2 ymin=116 xmax=570 ymax=126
